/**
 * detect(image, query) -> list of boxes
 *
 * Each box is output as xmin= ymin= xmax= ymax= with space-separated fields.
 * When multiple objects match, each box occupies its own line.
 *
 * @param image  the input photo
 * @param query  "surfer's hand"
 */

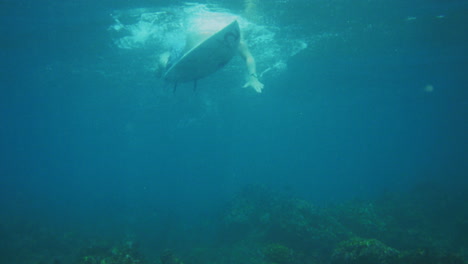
xmin=243 ymin=75 xmax=264 ymax=93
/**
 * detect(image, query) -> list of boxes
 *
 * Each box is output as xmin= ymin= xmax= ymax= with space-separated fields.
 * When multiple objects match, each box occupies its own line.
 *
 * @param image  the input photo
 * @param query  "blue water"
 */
xmin=1 ymin=0 xmax=467 ymax=263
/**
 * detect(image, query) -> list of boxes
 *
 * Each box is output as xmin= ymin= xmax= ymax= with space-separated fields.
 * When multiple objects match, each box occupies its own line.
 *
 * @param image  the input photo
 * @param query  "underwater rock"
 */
xmin=221 ymin=185 xmax=467 ymax=263
xmin=263 ymin=243 xmax=296 ymax=264
xmin=331 ymin=238 xmax=399 ymax=264
xmin=161 ymin=249 xmax=184 ymax=264
xmin=398 ymin=248 xmax=466 ymax=264
xmin=222 ymin=185 xmax=350 ymax=258
xmin=327 ymin=201 xmax=388 ymax=239
xmin=77 ymin=241 xmax=146 ymax=264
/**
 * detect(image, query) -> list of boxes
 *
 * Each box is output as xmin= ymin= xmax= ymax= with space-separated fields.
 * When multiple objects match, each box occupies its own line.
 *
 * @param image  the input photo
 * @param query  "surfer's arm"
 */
xmin=238 ymin=41 xmax=264 ymax=93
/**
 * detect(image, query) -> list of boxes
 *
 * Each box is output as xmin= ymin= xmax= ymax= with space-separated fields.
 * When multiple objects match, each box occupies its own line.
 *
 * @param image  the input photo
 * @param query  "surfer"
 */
xmin=156 ymin=15 xmax=264 ymax=93
xmin=238 ymin=36 xmax=265 ymax=93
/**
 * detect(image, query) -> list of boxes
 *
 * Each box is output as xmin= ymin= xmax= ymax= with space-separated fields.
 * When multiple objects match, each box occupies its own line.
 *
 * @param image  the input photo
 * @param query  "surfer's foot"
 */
xmin=244 ymin=80 xmax=264 ymax=93
xmin=243 ymin=75 xmax=264 ymax=93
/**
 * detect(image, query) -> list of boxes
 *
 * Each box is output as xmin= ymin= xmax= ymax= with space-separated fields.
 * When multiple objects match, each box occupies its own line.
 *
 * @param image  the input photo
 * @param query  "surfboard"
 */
xmin=164 ymin=20 xmax=240 ymax=83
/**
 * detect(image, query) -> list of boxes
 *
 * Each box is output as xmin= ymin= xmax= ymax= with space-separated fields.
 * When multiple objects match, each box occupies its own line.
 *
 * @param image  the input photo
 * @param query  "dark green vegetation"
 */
xmin=215 ymin=184 xmax=467 ymax=264
xmin=1 ymin=183 xmax=466 ymax=264
xmin=78 ymin=241 xmax=145 ymax=264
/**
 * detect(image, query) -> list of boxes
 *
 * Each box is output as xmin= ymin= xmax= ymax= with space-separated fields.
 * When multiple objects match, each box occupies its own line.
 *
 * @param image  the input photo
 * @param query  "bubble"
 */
xmin=424 ymin=84 xmax=434 ymax=93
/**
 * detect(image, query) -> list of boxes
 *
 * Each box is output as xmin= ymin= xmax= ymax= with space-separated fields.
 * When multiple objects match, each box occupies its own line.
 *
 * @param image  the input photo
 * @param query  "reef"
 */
xmin=2 ymin=183 xmax=466 ymax=264
xmin=331 ymin=237 xmax=399 ymax=264
xmin=263 ymin=243 xmax=298 ymax=264
xmin=218 ymin=184 xmax=467 ymax=264
xmin=77 ymin=241 xmax=146 ymax=264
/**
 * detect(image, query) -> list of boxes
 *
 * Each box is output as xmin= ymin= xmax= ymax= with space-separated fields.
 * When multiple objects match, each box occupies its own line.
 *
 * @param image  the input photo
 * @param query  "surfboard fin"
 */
xmin=173 ymin=82 xmax=177 ymax=93
xmin=193 ymin=80 xmax=198 ymax=92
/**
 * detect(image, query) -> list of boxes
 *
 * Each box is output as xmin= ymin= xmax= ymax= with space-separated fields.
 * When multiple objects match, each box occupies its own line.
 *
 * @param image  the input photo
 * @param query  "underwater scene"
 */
xmin=1 ymin=0 xmax=467 ymax=263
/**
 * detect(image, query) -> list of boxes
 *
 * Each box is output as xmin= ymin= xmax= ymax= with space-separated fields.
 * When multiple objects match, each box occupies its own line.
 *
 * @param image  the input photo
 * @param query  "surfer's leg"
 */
xmin=155 ymin=52 xmax=171 ymax=78
xmin=244 ymin=0 xmax=262 ymax=22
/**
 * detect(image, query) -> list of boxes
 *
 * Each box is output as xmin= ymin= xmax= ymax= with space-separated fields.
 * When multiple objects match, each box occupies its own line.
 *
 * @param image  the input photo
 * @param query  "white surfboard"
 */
xmin=164 ymin=20 xmax=240 ymax=83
